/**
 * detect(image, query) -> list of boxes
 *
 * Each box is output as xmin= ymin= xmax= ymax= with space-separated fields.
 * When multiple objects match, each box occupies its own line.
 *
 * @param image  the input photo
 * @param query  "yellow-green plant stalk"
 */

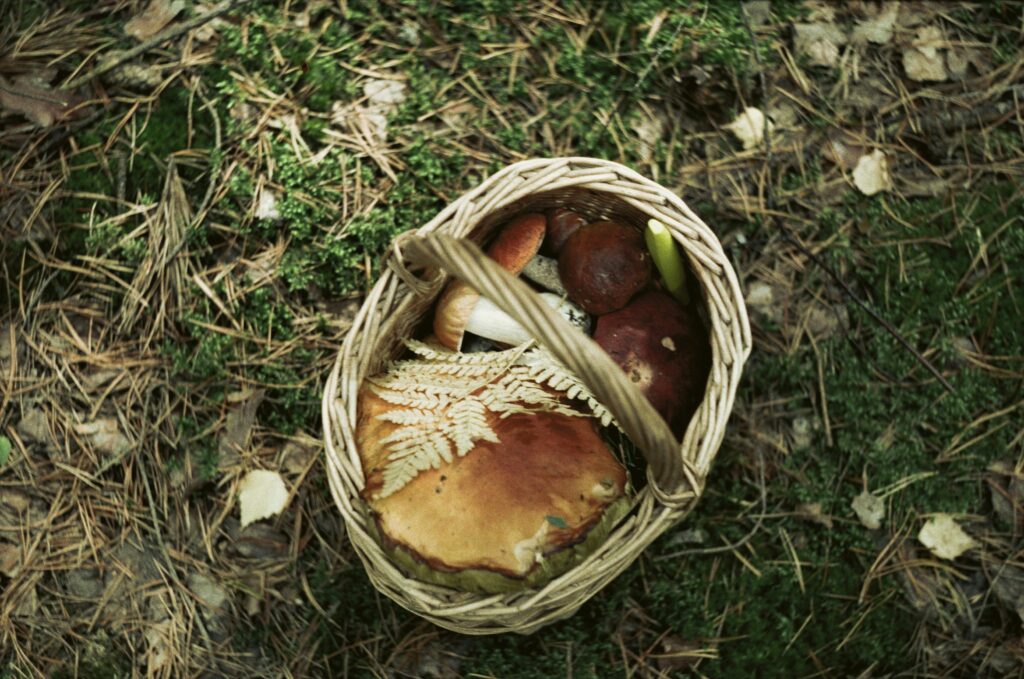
xmin=645 ymin=219 xmax=689 ymax=305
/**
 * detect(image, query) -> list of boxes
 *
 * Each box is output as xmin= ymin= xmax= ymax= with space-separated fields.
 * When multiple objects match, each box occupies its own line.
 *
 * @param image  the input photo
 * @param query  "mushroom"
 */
xmin=593 ymin=289 xmax=710 ymax=435
xmin=558 ymin=221 xmax=652 ymax=315
xmin=541 ymin=207 xmax=586 ymax=256
xmin=357 ymin=384 xmax=628 ymax=592
xmin=465 ymin=292 xmax=590 ymax=347
xmin=433 ymin=213 xmax=546 ymax=350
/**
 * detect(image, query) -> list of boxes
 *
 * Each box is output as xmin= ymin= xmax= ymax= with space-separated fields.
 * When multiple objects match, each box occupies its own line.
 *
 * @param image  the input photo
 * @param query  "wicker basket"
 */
xmin=322 ymin=157 xmax=751 ymax=635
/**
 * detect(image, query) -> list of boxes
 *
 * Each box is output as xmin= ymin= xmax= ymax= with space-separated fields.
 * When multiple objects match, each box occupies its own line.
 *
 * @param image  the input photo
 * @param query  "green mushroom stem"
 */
xmin=645 ymin=219 xmax=690 ymax=305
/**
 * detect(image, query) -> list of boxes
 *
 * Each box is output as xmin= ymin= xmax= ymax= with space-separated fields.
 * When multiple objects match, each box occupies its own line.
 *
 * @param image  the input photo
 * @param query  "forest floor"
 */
xmin=1 ymin=1 xmax=1023 ymax=677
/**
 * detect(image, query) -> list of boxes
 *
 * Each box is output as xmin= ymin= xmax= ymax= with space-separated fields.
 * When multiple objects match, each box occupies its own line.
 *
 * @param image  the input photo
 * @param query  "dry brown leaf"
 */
xmin=0 ymin=542 xmax=21 ymax=577
xmin=852 ymin=2 xmax=900 ymax=44
xmin=823 ymin=136 xmax=869 ymax=170
xmin=725 ymin=107 xmax=773 ymax=150
xmin=282 ymin=436 xmax=319 ymax=475
xmin=237 ymin=469 xmax=289 ymax=528
xmin=144 ymin=619 xmax=175 ymax=675
xmin=853 ymin=149 xmax=892 ymax=196
xmin=219 ymin=389 xmax=265 ymax=458
xmin=918 ymin=514 xmax=977 ymax=560
xmin=75 ymin=418 xmax=132 ymax=456
xmin=797 ymin=502 xmax=834 ymax=529
xmin=742 ymin=1 xmax=772 ymax=27
xmin=0 ymin=75 xmax=74 ymax=127
xmin=188 ymin=572 xmax=229 ymax=610
xmin=12 ymin=584 xmax=38 ymax=617
xmin=16 ymin=408 xmax=51 ymax=444
xmin=903 ymin=26 xmax=947 ymax=82
xmin=852 ymin=490 xmax=885 ymax=529
xmin=125 ymin=0 xmax=186 ymax=41
xmin=231 ymin=523 xmax=290 ymax=559
xmin=794 ymin=23 xmax=847 ymax=68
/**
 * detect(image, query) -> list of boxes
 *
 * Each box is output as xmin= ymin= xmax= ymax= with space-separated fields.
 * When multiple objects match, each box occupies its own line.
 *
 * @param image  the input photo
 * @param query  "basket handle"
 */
xmin=400 ymin=232 xmax=698 ymax=502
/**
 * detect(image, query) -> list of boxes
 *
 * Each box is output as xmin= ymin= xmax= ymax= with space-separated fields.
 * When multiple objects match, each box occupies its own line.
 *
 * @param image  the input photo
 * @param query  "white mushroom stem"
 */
xmin=465 ymin=293 xmax=591 ymax=347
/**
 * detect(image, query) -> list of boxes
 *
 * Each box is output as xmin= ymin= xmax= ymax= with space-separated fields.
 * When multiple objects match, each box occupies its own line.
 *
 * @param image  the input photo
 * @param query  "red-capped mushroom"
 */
xmin=558 ymin=221 xmax=652 ymax=315
xmin=593 ymin=289 xmax=710 ymax=435
xmin=542 ymin=208 xmax=586 ymax=256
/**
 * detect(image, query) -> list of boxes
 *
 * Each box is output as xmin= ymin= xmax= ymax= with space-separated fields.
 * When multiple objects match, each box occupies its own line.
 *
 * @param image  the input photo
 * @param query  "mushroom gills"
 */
xmin=464 ymin=292 xmax=591 ymax=347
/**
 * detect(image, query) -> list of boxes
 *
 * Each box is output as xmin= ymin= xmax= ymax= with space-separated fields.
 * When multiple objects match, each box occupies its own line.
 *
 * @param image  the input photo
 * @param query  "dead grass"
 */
xmin=1 ymin=0 xmax=1023 ymax=676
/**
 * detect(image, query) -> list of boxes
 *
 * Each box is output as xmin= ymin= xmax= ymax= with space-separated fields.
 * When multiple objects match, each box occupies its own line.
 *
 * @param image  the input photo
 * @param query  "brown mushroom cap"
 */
xmin=558 ymin=221 xmax=652 ymax=315
xmin=593 ymin=289 xmax=710 ymax=435
xmin=357 ymin=386 xmax=627 ymax=581
xmin=433 ymin=213 xmax=547 ymax=350
xmin=542 ymin=208 xmax=586 ymax=256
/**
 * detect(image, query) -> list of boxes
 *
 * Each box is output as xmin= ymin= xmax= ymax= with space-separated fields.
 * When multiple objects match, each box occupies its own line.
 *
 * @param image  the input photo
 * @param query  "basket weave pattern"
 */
xmin=322 ymin=157 xmax=751 ymax=634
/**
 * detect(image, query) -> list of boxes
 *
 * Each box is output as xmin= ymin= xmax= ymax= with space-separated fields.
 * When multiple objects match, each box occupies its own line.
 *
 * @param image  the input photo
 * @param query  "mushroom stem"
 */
xmin=465 ymin=293 xmax=591 ymax=347
xmin=645 ymin=219 xmax=689 ymax=305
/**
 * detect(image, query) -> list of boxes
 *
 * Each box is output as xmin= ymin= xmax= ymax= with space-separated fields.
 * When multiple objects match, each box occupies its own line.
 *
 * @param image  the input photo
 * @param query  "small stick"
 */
xmin=61 ymin=0 xmax=256 ymax=91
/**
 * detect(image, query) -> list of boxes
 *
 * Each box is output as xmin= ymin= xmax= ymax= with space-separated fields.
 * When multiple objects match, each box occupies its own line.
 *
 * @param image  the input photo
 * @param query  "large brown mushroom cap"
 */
xmin=593 ymin=289 xmax=710 ymax=435
xmin=357 ymin=386 xmax=626 ymax=580
xmin=432 ymin=213 xmax=547 ymax=350
xmin=558 ymin=221 xmax=652 ymax=315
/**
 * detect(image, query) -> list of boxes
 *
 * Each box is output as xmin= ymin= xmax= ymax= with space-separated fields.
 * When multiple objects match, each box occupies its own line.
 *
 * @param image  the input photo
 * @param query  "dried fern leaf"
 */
xmin=372 ymin=340 xmax=616 ymax=498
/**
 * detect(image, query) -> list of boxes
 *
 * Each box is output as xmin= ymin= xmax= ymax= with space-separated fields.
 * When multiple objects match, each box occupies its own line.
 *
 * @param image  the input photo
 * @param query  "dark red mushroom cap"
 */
xmin=558 ymin=221 xmax=652 ymax=315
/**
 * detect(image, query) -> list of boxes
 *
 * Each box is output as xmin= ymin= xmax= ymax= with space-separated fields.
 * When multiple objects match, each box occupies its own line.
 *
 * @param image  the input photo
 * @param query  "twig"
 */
xmin=739 ymin=7 xmax=956 ymax=395
xmin=61 ymin=0 xmax=256 ymax=91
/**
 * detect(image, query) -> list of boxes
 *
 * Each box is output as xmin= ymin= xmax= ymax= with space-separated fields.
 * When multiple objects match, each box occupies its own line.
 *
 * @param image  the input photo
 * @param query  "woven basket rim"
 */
xmin=321 ymin=156 xmax=752 ymax=634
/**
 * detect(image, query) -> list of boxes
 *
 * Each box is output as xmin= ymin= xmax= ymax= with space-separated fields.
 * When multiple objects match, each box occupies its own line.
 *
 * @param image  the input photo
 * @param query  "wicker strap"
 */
xmin=401 ymin=232 xmax=689 ymax=497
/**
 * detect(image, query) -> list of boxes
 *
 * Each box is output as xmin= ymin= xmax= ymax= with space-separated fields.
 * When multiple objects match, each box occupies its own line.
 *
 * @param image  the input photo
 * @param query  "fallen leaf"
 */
xmin=918 ymin=514 xmax=978 ymax=560
xmin=902 ymin=26 xmax=947 ymax=82
xmin=852 ymin=2 xmax=900 ymax=44
xmin=823 ymin=134 xmax=870 ymax=170
xmin=725 ymin=107 xmax=773 ymax=150
xmin=633 ymin=114 xmax=665 ymax=164
xmin=852 ymin=490 xmax=885 ymax=529
xmin=852 ymin=149 xmax=892 ymax=196
xmin=794 ymin=23 xmax=847 ymax=67
xmin=75 ymin=418 xmax=132 ymax=456
xmin=797 ymin=502 xmax=834 ymax=529
xmin=238 ymin=469 xmax=289 ymax=528
xmin=12 ymin=584 xmax=37 ymax=617
xmin=0 ymin=75 xmax=74 ymax=127
xmin=988 ymin=565 xmax=1024 ymax=624
xmin=191 ymin=2 xmax=228 ymax=41
xmin=231 ymin=523 xmax=290 ymax=559
xmin=254 ymin=186 xmax=280 ymax=220
xmin=802 ymin=0 xmax=836 ymax=22
xmin=791 ymin=417 xmax=813 ymax=451
xmin=16 ymin=409 xmax=51 ymax=445
xmin=188 ymin=572 xmax=229 ymax=610
xmin=145 ymin=619 xmax=175 ymax=674
xmin=219 ymin=389 xmax=265 ymax=458
xmin=741 ymin=1 xmax=772 ymax=27
xmin=125 ymin=0 xmax=186 ymax=41
xmin=282 ymin=436 xmax=318 ymax=475
xmin=0 ymin=542 xmax=21 ymax=577
xmin=364 ymin=79 xmax=407 ymax=108
xmin=0 ymin=436 xmax=10 ymax=466
xmin=65 ymin=568 xmax=104 ymax=599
